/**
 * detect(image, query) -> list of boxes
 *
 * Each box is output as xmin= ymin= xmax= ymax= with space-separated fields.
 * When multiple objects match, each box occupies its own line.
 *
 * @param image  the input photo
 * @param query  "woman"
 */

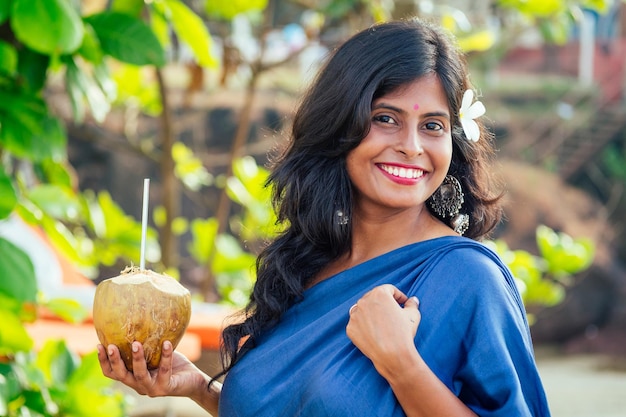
xmin=98 ymin=18 xmax=551 ymax=416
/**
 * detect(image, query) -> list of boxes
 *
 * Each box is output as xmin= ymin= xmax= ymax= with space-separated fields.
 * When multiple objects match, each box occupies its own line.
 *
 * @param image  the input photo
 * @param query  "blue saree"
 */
xmin=219 ymin=236 xmax=551 ymax=416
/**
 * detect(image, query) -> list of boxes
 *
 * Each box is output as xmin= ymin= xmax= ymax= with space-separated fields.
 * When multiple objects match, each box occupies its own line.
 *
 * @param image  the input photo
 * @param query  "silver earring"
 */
xmin=429 ymin=175 xmax=470 ymax=235
xmin=336 ymin=210 xmax=349 ymax=226
xmin=451 ymin=213 xmax=469 ymax=235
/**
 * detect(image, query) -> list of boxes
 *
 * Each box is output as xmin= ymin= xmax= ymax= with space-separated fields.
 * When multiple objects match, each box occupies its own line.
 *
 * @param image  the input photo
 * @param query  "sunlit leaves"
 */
xmin=496 ymin=0 xmax=613 ymax=45
xmin=65 ymin=56 xmax=111 ymax=123
xmin=40 ymin=297 xmax=88 ymax=324
xmin=227 ymin=156 xmax=277 ymax=240
xmin=486 ymin=225 xmax=595 ymax=309
xmin=111 ymin=63 xmax=162 ymax=116
xmin=0 ymin=169 xmax=17 ymax=219
xmin=11 ymin=0 xmax=84 ymax=55
xmin=157 ymin=0 xmax=217 ymax=67
xmin=63 ymin=352 xmax=126 ymax=417
xmin=35 ymin=340 xmax=79 ymax=387
xmin=188 ymin=217 xmax=218 ymax=264
xmin=172 ymin=142 xmax=213 ymax=191
xmin=0 ymin=310 xmax=34 ymax=355
xmin=456 ymin=29 xmax=496 ymax=52
xmin=536 ymin=224 xmax=595 ymax=277
xmin=2 ymin=345 xmax=125 ymax=417
xmin=205 ymin=0 xmax=268 ymax=20
xmin=110 ymin=0 xmax=145 ymax=17
xmin=27 ymin=184 xmax=80 ymax=223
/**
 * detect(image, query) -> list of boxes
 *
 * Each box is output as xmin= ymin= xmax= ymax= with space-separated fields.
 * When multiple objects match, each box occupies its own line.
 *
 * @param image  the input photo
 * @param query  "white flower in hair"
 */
xmin=459 ymin=89 xmax=486 ymax=142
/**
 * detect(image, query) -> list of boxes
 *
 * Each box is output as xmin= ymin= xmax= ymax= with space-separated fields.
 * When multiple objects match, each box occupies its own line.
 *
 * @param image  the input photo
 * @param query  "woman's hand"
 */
xmin=97 ymin=341 xmax=219 ymax=414
xmin=346 ymin=284 xmax=420 ymax=378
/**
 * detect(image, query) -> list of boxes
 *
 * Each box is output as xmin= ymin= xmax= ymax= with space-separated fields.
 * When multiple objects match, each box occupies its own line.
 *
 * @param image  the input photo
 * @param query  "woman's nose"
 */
xmin=397 ymin=129 xmax=424 ymax=157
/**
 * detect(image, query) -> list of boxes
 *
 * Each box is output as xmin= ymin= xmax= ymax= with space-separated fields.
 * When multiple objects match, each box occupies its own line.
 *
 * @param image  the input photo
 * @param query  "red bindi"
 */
xmin=413 ymin=103 xmax=420 ymax=110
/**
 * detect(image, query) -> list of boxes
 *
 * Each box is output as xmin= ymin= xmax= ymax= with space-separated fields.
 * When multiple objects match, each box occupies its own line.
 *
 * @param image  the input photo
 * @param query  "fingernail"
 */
xmin=412 ymin=296 xmax=419 ymax=306
xmin=108 ymin=346 xmax=114 ymax=356
xmin=163 ymin=341 xmax=171 ymax=351
xmin=132 ymin=342 xmax=139 ymax=353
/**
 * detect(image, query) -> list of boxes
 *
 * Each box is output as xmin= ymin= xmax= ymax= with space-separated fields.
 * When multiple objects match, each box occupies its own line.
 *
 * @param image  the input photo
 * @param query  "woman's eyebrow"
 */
xmin=372 ymin=102 xmax=450 ymax=119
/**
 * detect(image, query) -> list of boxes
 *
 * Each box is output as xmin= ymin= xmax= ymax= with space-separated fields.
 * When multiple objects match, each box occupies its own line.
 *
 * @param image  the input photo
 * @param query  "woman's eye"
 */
xmin=373 ymin=114 xmax=397 ymax=125
xmin=424 ymin=122 xmax=443 ymax=131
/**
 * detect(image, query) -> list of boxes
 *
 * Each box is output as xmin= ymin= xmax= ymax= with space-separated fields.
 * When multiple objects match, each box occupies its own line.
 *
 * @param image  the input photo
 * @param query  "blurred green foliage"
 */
xmin=486 ymin=225 xmax=595 ymax=310
xmin=0 ymin=341 xmax=127 ymax=417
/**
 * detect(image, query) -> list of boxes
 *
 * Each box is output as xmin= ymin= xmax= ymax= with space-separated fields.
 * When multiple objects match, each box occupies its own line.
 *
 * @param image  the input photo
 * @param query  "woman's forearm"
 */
xmin=189 ymin=376 xmax=221 ymax=416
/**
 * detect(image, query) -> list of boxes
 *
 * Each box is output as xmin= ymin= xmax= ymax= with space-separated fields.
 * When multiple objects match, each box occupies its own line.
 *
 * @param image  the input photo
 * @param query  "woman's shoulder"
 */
xmin=419 ymin=236 xmax=505 ymax=269
xmin=421 ymin=236 xmax=526 ymax=316
xmin=410 ymin=236 xmax=517 ymax=295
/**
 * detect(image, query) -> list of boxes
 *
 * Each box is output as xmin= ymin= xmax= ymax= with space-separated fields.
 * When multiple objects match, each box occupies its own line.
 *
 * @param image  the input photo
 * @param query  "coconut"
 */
xmin=93 ymin=267 xmax=192 ymax=371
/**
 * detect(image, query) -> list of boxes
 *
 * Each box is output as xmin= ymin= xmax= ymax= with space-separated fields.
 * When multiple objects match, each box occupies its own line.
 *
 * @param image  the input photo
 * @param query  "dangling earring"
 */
xmin=336 ymin=210 xmax=349 ymax=226
xmin=428 ymin=175 xmax=470 ymax=235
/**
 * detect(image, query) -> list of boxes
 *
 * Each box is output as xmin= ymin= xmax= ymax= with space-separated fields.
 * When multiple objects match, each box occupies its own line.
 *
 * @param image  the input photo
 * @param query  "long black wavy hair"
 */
xmin=214 ymin=17 xmax=502 ymax=379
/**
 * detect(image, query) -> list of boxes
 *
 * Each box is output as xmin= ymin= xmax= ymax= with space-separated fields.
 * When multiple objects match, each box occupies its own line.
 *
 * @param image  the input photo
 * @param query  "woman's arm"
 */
xmin=97 ymin=341 xmax=221 ymax=416
xmin=346 ymin=284 xmax=476 ymax=417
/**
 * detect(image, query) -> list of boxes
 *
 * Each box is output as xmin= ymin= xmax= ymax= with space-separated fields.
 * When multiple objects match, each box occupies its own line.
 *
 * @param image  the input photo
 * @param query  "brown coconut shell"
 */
xmin=93 ymin=267 xmax=191 ymax=371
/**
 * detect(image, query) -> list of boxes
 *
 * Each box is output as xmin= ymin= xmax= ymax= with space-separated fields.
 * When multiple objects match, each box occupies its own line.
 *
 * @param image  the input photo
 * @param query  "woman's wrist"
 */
xmin=376 ymin=344 xmax=426 ymax=385
xmin=189 ymin=375 xmax=221 ymax=414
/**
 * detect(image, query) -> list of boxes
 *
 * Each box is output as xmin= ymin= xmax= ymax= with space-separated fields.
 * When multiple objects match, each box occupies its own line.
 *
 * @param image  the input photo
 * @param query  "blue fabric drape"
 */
xmin=219 ymin=236 xmax=551 ymax=416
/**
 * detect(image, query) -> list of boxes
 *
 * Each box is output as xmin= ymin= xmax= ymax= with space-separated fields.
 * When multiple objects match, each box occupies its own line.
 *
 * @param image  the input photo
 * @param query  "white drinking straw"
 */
xmin=140 ymin=178 xmax=150 ymax=270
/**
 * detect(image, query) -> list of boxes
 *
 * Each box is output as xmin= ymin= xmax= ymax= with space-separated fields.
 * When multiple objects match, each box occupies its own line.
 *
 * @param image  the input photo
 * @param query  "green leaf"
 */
xmin=35 ymin=339 xmax=78 ymax=386
xmin=0 ymin=41 xmax=17 ymax=75
xmin=205 ymin=0 xmax=268 ymax=20
xmin=92 ymin=61 xmax=117 ymax=102
xmin=188 ymin=217 xmax=218 ymax=264
xmin=172 ymin=142 xmax=213 ymax=191
xmin=0 ymin=237 xmax=37 ymax=304
xmin=11 ymin=0 xmax=84 ymax=54
xmin=0 ymin=91 xmax=66 ymax=162
xmin=78 ymin=23 xmax=104 ymax=64
xmin=34 ymin=159 xmax=74 ymax=188
xmin=16 ymin=47 xmax=50 ymax=92
xmin=64 ymin=56 xmax=110 ymax=123
xmin=85 ymin=11 xmax=166 ymax=67
xmin=39 ymin=215 xmax=84 ymax=266
xmin=64 ymin=352 xmax=126 ymax=417
xmin=0 ymin=308 xmax=34 ymax=355
xmin=27 ymin=184 xmax=80 ymax=222
xmin=42 ymin=297 xmax=89 ymax=324
xmin=0 ymin=0 xmax=10 ymax=24
xmin=150 ymin=6 xmax=170 ymax=48
xmin=536 ymin=225 xmax=595 ymax=276
xmin=110 ymin=63 xmax=161 ymax=115
xmin=162 ymin=0 xmax=217 ymax=67
xmin=0 ymin=169 xmax=17 ymax=219
xmin=213 ymin=234 xmax=256 ymax=274
xmin=110 ymin=0 xmax=144 ymax=17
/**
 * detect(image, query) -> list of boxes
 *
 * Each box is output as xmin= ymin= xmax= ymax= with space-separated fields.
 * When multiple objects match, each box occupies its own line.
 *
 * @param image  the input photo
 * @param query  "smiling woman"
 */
xmin=98 ymin=18 xmax=551 ymax=417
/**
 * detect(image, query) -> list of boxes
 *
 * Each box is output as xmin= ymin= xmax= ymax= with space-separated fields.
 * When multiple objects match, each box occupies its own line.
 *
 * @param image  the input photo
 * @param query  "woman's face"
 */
xmin=346 ymin=74 xmax=452 ymax=216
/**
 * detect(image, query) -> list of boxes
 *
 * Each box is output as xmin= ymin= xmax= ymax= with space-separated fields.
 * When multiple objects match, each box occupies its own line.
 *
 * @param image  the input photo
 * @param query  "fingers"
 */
xmin=404 ymin=295 xmax=420 ymax=310
xmin=403 ymin=296 xmax=421 ymax=328
xmin=103 ymin=343 xmax=130 ymax=379
xmin=131 ymin=342 xmax=152 ymax=389
xmin=97 ymin=344 xmax=113 ymax=376
xmin=155 ymin=341 xmax=173 ymax=388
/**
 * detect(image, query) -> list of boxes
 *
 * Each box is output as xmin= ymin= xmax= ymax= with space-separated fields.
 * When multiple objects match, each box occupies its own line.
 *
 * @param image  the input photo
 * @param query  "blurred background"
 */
xmin=1 ymin=0 xmax=625 ymax=416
